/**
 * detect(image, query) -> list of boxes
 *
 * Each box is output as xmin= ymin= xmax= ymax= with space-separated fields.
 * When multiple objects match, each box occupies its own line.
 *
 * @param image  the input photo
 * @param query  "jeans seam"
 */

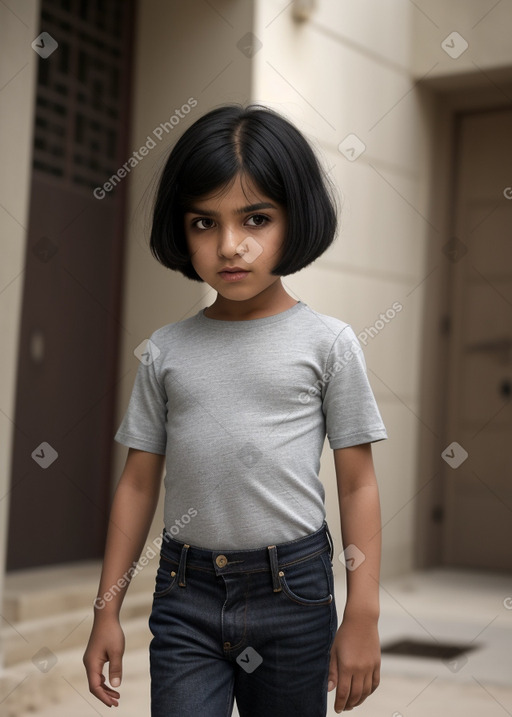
xmin=278 ymin=577 xmax=333 ymax=607
xmin=277 ymin=550 xmax=334 ymax=606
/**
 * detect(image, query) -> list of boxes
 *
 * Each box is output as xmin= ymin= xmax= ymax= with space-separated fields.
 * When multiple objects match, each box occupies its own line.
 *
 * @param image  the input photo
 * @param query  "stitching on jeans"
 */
xmin=278 ymin=555 xmax=333 ymax=606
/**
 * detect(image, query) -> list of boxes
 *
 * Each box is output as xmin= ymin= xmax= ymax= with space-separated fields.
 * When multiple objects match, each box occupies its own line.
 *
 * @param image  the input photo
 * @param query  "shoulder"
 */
xmin=299 ymin=304 xmax=356 ymax=346
xmin=147 ymin=312 xmax=201 ymax=347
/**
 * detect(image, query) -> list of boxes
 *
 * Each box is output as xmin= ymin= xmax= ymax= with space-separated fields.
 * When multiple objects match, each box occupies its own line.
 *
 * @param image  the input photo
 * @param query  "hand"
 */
xmin=327 ymin=615 xmax=380 ymax=712
xmin=83 ymin=615 xmax=125 ymax=707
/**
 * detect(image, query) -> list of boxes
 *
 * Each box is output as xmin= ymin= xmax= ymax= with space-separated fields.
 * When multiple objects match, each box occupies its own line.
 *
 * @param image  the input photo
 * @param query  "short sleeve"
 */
xmin=322 ymin=325 xmax=387 ymax=450
xmin=114 ymin=340 xmax=167 ymax=455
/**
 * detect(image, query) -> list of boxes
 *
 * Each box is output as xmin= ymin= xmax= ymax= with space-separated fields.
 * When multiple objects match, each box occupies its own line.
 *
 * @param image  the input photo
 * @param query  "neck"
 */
xmin=204 ymin=281 xmax=297 ymax=321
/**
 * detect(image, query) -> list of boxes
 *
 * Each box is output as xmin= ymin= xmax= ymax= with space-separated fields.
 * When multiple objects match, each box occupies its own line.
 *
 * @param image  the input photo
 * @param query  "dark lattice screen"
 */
xmin=33 ymin=0 xmax=129 ymax=190
xmin=8 ymin=0 xmax=135 ymax=570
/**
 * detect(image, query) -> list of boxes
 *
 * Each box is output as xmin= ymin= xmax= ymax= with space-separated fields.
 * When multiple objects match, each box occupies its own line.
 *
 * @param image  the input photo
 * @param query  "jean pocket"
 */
xmin=278 ymin=551 xmax=333 ymax=606
xmin=153 ymin=557 xmax=179 ymax=598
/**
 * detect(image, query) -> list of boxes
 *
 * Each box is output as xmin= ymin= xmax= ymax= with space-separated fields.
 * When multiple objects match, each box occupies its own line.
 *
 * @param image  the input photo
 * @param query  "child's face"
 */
xmin=183 ymin=174 xmax=287 ymax=300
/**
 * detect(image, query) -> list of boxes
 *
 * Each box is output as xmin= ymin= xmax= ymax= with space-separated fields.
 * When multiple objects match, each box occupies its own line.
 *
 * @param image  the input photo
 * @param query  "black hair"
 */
xmin=149 ymin=103 xmax=339 ymax=282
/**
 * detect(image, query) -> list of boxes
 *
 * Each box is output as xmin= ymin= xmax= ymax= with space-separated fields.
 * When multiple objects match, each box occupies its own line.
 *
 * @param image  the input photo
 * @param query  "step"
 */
xmin=3 ymin=558 xmax=156 ymax=623
xmin=0 ymin=620 xmax=152 ymax=717
xmin=1 ymin=590 xmax=153 ymax=668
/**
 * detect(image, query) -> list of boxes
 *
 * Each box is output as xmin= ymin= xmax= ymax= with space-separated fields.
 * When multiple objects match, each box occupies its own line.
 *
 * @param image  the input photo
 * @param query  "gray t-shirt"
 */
xmin=114 ymin=300 xmax=387 ymax=549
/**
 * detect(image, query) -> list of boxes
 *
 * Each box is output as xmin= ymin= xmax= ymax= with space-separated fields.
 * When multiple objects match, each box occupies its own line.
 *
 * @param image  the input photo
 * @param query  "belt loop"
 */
xmin=267 ymin=545 xmax=282 ymax=592
xmin=324 ymin=522 xmax=334 ymax=561
xmin=177 ymin=543 xmax=190 ymax=587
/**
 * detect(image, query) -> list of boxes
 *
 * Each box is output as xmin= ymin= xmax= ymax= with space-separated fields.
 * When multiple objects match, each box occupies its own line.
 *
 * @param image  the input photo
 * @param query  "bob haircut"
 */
xmin=149 ymin=103 xmax=339 ymax=282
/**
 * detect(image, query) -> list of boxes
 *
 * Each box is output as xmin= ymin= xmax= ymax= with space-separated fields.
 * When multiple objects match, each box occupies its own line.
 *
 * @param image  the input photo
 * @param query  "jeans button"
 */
xmin=216 ymin=554 xmax=228 ymax=568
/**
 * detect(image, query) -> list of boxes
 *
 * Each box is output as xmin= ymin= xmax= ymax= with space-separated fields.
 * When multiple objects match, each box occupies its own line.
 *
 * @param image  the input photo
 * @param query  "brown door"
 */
xmin=7 ymin=0 xmax=135 ymax=570
xmin=442 ymin=107 xmax=512 ymax=570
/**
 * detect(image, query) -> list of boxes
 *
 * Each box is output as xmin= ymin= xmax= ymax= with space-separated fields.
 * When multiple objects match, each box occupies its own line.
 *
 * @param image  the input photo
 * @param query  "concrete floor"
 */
xmin=13 ymin=568 xmax=512 ymax=716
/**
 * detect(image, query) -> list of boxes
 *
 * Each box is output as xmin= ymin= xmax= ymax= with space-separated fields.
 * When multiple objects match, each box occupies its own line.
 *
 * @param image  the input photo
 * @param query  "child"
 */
xmin=83 ymin=103 xmax=387 ymax=716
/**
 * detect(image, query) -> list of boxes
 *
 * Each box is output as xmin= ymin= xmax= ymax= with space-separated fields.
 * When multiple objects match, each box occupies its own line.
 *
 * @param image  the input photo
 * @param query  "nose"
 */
xmin=217 ymin=225 xmax=244 ymax=258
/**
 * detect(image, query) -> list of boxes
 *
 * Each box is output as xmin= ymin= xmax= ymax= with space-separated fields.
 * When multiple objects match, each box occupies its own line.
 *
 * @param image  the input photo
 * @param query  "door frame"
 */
xmin=413 ymin=68 xmax=512 ymax=569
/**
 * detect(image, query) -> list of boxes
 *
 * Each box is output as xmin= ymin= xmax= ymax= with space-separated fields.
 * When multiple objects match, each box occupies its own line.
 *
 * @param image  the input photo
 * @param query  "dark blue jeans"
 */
xmin=148 ymin=522 xmax=338 ymax=716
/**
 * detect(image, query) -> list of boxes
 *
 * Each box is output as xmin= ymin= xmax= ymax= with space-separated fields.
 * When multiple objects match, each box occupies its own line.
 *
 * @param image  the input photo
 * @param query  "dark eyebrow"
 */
xmin=184 ymin=202 xmax=277 ymax=217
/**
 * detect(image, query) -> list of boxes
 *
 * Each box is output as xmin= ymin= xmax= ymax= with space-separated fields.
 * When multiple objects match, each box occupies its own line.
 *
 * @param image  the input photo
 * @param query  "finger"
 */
xmin=91 ymin=682 xmax=120 ymax=706
xmin=345 ymin=673 xmax=364 ymax=710
xmin=86 ymin=660 xmax=120 ymax=706
xmin=108 ymin=652 xmax=123 ymax=689
xmin=95 ymin=677 xmax=120 ymax=707
xmin=353 ymin=672 xmax=372 ymax=707
xmin=84 ymin=655 xmax=106 ymax=695
xmin=371 ymin=665 xmax=381 ymax=693
xmin=334 ymin=674 xmax=352 ymax=714
xmin=328 ymin=652 xmax=338 ymax=692
xmin=99 ymin=674 xmax=121 ymax=697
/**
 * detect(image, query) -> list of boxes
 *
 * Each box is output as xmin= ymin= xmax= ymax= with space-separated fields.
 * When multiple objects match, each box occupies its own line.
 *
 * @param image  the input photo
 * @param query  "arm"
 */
xmin=83 ymin=447 xmax=165 ymax=708
xmin=328 ymin=442 xmax=381 ymax=713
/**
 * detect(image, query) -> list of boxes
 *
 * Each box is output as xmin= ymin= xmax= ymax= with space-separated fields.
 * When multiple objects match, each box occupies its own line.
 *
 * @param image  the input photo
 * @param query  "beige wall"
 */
xmin=412 ymin=0 xmax=512 ymax=79
xmin=0 ymin=0 xmax=40 ymax=668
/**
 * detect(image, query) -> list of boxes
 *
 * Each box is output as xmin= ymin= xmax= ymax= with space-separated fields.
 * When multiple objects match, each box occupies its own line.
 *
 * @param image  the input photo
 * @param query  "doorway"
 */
xmin=441 ymin=107 xmax=512 ymax=570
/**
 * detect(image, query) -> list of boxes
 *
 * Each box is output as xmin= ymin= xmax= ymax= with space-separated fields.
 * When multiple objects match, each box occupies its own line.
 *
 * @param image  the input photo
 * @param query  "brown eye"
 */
xmin=246 ymin=215 xmax=269 ymax=227
xmin=192 ymin=218 xmax=215 ymax=230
